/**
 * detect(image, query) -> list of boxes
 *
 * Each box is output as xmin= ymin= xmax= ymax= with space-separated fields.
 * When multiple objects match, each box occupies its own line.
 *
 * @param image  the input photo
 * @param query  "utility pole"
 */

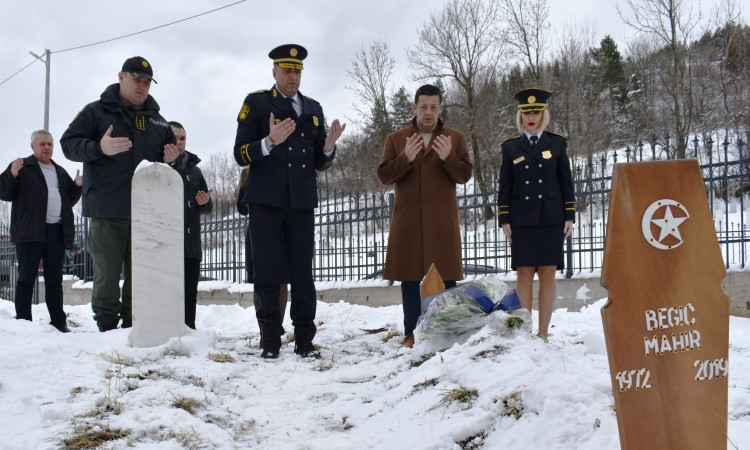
xmin=29 ymin=49 xmax=51 ymax=131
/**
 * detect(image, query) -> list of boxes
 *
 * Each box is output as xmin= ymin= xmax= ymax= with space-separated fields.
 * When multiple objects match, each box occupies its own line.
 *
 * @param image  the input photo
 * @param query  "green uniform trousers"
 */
xmin=88 ymin=218 xmax=132 ymax=324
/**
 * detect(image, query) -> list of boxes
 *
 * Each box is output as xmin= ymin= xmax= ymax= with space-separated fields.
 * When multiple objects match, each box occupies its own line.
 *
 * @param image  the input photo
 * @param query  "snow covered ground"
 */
xmin=1 ymin=293 xmax=748 ymax=449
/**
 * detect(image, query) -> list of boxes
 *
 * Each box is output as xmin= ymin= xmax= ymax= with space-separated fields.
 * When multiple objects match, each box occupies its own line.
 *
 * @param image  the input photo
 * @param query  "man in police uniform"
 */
xmin=62 ymin=56 xmax=179 ymax=332
xmin=497 ymin=88 xmax=575 ymax=340
xmin=234 ymin=44 xmax=345 ymax=358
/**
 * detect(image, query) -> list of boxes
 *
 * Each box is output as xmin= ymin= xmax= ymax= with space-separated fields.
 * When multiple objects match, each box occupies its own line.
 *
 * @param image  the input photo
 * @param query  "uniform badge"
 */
xmin=513 ymin=156 xmax=525 ymax=164
xmin=272 ymin=88 xmax=278 ymax=98
xmin=274 ymin=118 xmax=282 ymax=125
xmin=542 ymin=150 xmax=552 ymax=159
xmin=239 ymin=103 xmax=250 ymax=121
xmin=312 ymin=115 xmax=319 ymax=127
xmin=135 ymin=115 xmax=146 ymax=131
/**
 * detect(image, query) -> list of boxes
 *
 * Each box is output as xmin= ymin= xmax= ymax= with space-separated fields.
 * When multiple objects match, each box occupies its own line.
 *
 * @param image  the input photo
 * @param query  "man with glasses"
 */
xmin=61 ymin=56 xmax=179 ymax=332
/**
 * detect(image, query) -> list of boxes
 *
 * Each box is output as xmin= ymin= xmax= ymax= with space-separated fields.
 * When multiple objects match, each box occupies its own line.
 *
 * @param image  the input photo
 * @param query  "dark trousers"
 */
xmin=401 ymin=279 xmax=457 ymax=336
xmin=249 ymin=204 xmax=316 ymax=343
xmin=185 ymin=257 xmax=200 ymax=329
xmin=14 ymin=223 xmax=66 ymax=326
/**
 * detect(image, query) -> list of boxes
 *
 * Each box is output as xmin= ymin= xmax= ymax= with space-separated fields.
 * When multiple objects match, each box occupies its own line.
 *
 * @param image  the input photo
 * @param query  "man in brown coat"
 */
xmin=377 ymin=84 xmax=473 ymax=347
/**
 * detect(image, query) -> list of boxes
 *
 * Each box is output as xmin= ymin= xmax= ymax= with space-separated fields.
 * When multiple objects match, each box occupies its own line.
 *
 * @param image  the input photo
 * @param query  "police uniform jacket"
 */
xmin=0 ymin=155 xmax=81 ymax=248
xmin=233 ymin=86 xmax=334 ymax=210
xmin=378 ymin=118 xmax=473 ymax=281
xmin=497 ymin=131 xmax=575 ymax=226
xmin=61 ymin=83 xmax=175 ymax=219
xmin=171 ymin=151 xmax=213 ymax=260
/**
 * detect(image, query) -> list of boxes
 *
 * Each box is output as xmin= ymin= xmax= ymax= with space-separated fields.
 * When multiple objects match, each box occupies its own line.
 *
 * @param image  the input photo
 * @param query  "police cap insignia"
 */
xmin=514 ymin=88 xmax=551 ymax=112
xmin=269 ymin=44 xmax=307 ymax=70
xmin=121 ymin=56 xmax=157 ymax=83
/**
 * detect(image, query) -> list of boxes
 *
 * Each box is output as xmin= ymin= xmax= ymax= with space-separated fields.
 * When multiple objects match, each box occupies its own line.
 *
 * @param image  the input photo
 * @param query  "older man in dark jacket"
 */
xmin=0 ymin=130 xmax=82 ymax=332
xmin=61 ymin=56 xmax=179 ymax=332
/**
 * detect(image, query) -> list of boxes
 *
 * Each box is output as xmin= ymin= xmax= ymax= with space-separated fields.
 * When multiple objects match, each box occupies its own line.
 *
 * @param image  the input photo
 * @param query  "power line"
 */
xmin=0 ymin=0 xmax=247 ymax=87
xmin=53 ymin=0 xmax=247 ymax=54
xmin=0 ymin=58 xmax=39 ymax=87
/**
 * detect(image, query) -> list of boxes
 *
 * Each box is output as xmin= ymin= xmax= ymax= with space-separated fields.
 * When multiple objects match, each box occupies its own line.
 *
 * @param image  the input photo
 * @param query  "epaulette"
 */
xmin=500 ymin=134 xmax=522 ymax=146
xmin=547 ymin=131 xmax=569 ymax=139
xmin=248 ymin=89 xmax=269 ymax=96
xmin=303 ymin=94 xmax=321 ymax=106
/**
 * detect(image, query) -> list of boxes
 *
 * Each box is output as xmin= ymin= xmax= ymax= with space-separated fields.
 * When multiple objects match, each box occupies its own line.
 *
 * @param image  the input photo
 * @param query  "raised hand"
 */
xmin=75 ymin=169 xmax=83 ymax=187
xmin=404 ymin=133 xmax=423 ymax=163
xmin=432 ymin=134 xmax=452 ymax=161
xmin=163 ymin=143 xmax=179 ymax=163
xmin=324 ymin=119 xmax=346 ymax=152
xmin=100 ymin=125 xmax=132 ymax=156
xmin=196 ymin=189 xmax=212 ymax=206
xmin=268 ymin=113 xmax=296 ymax=148
xmin=10 ymin=158 xmax=23 ymax=178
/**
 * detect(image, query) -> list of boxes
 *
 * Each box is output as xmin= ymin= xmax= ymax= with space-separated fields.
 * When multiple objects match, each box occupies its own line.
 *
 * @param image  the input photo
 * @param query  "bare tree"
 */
xmin=498 ymin=0 xmax=551 ymax=82
xmin=407 ymin=0 xmax=503 ymax=220
xmin=201 ymin=152 xmax=242 ymax=213
xmin=339 ymin=40 xmax=398 ymax=192
xmin=618 ymin=0 xmax=702 ymax=158
xmin=346 ymin=40 xmax=395 ymax=131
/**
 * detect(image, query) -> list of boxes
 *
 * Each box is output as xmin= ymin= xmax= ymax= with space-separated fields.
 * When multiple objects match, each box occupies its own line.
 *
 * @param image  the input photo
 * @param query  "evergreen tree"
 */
xmin=389 ymin=86 xmax=413 ymax=130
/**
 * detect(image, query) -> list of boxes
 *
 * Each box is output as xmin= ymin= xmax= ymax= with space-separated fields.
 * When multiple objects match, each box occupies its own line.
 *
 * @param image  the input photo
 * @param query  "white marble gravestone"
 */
xmin=131 ymin=162 xmax=185 ymax=347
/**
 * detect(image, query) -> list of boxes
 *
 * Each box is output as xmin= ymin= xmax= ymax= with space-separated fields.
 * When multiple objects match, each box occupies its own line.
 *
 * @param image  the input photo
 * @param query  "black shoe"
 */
xmin=121 ymin=321 xmax=132 ymax=329
xmin=97 ymin=316 xmax=119 ymax=332
xmin=294 ymin=340 xmax=321 ymax=358
xmin=261 ymin=338 xmax=281 ymax=359
xmin=52 ymin=323 xmax=71 ymax=333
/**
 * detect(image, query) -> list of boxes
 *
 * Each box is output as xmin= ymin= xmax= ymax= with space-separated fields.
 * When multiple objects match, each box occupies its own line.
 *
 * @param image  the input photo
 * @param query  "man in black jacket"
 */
xmin=61 ymin=56 xmax=179 ymax=332
xmin=0 ymin=130 xmax=82 ymax=332
xmin=168 ymin=121 xmax=212 ymax=329
xmin=234 ymin=44 xmax=345 ymax=358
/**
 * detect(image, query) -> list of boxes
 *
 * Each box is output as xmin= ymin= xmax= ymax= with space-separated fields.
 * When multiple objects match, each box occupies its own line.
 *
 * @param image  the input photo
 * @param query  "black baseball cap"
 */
xmin=121 ymin=56 xmax=157 ymax=83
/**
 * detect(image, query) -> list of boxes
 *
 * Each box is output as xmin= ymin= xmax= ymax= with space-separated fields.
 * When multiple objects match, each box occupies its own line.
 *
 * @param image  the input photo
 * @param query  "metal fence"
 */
xmin=0 ymin=130 xmax=747 ymax=301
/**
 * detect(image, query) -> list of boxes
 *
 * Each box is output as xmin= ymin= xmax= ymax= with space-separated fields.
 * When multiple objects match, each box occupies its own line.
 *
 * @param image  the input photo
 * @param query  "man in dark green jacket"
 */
xmin=61 ymin=56 xmax=179 ymax=332
xmin=0 ymin=130 xmax=82 ymax=332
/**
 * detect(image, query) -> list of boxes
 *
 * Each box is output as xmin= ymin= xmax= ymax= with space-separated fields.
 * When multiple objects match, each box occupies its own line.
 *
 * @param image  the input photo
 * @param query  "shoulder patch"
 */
xmin=238 ymin=103 xmax=250 ymax=121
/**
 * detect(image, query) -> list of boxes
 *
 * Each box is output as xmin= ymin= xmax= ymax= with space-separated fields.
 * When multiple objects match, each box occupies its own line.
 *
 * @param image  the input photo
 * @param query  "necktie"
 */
xmin=530 ymin=135 xmax=538 ymax=147
xmin=289 ymin=97 xmax=301 ymax=116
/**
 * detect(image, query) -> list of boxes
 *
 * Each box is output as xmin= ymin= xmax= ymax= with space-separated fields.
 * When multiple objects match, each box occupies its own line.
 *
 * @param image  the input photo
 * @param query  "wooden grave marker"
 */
xmin=601 ymin=160 xmax=729 ymax=449
xmin=421 ymin=263 xmax=445 ymax=311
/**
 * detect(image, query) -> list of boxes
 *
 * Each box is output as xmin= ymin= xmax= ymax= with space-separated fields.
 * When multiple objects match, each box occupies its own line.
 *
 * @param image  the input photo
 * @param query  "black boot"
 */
xmin=97 ymin=315 xmax=119 ymax=332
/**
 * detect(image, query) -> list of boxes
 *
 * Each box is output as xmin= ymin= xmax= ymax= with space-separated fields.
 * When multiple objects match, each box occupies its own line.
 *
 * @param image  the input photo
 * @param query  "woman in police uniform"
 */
xmin=497 ymin=88 xmax=576 ymax=341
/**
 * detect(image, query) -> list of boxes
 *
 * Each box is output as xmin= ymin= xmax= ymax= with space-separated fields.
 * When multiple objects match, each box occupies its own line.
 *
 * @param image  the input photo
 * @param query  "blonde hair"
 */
xmin=516 ymin=109 xmax=550 ymax=134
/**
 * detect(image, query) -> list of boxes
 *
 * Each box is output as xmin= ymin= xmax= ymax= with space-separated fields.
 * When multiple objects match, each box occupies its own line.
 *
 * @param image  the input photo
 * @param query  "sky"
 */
xmin=0 ymin=0 xmax=727 ymax=178
xmin=0 ymin=276 xmax=748 ymax=449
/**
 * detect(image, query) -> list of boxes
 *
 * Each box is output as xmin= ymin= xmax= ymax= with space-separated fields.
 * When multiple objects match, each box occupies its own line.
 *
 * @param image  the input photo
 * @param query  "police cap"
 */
xmin=514 ymin=88 xmax=552 ymax=112
xmin=269 ymin=44 xmax=307 ymax=70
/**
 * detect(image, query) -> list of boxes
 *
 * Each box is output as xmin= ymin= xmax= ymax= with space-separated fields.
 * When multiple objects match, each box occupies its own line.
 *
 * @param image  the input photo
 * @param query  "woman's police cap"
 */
xmin=514 ymin=88 xmax=552 ymax=112
xmin=269 ymin=44 xmax=307 ymax=70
